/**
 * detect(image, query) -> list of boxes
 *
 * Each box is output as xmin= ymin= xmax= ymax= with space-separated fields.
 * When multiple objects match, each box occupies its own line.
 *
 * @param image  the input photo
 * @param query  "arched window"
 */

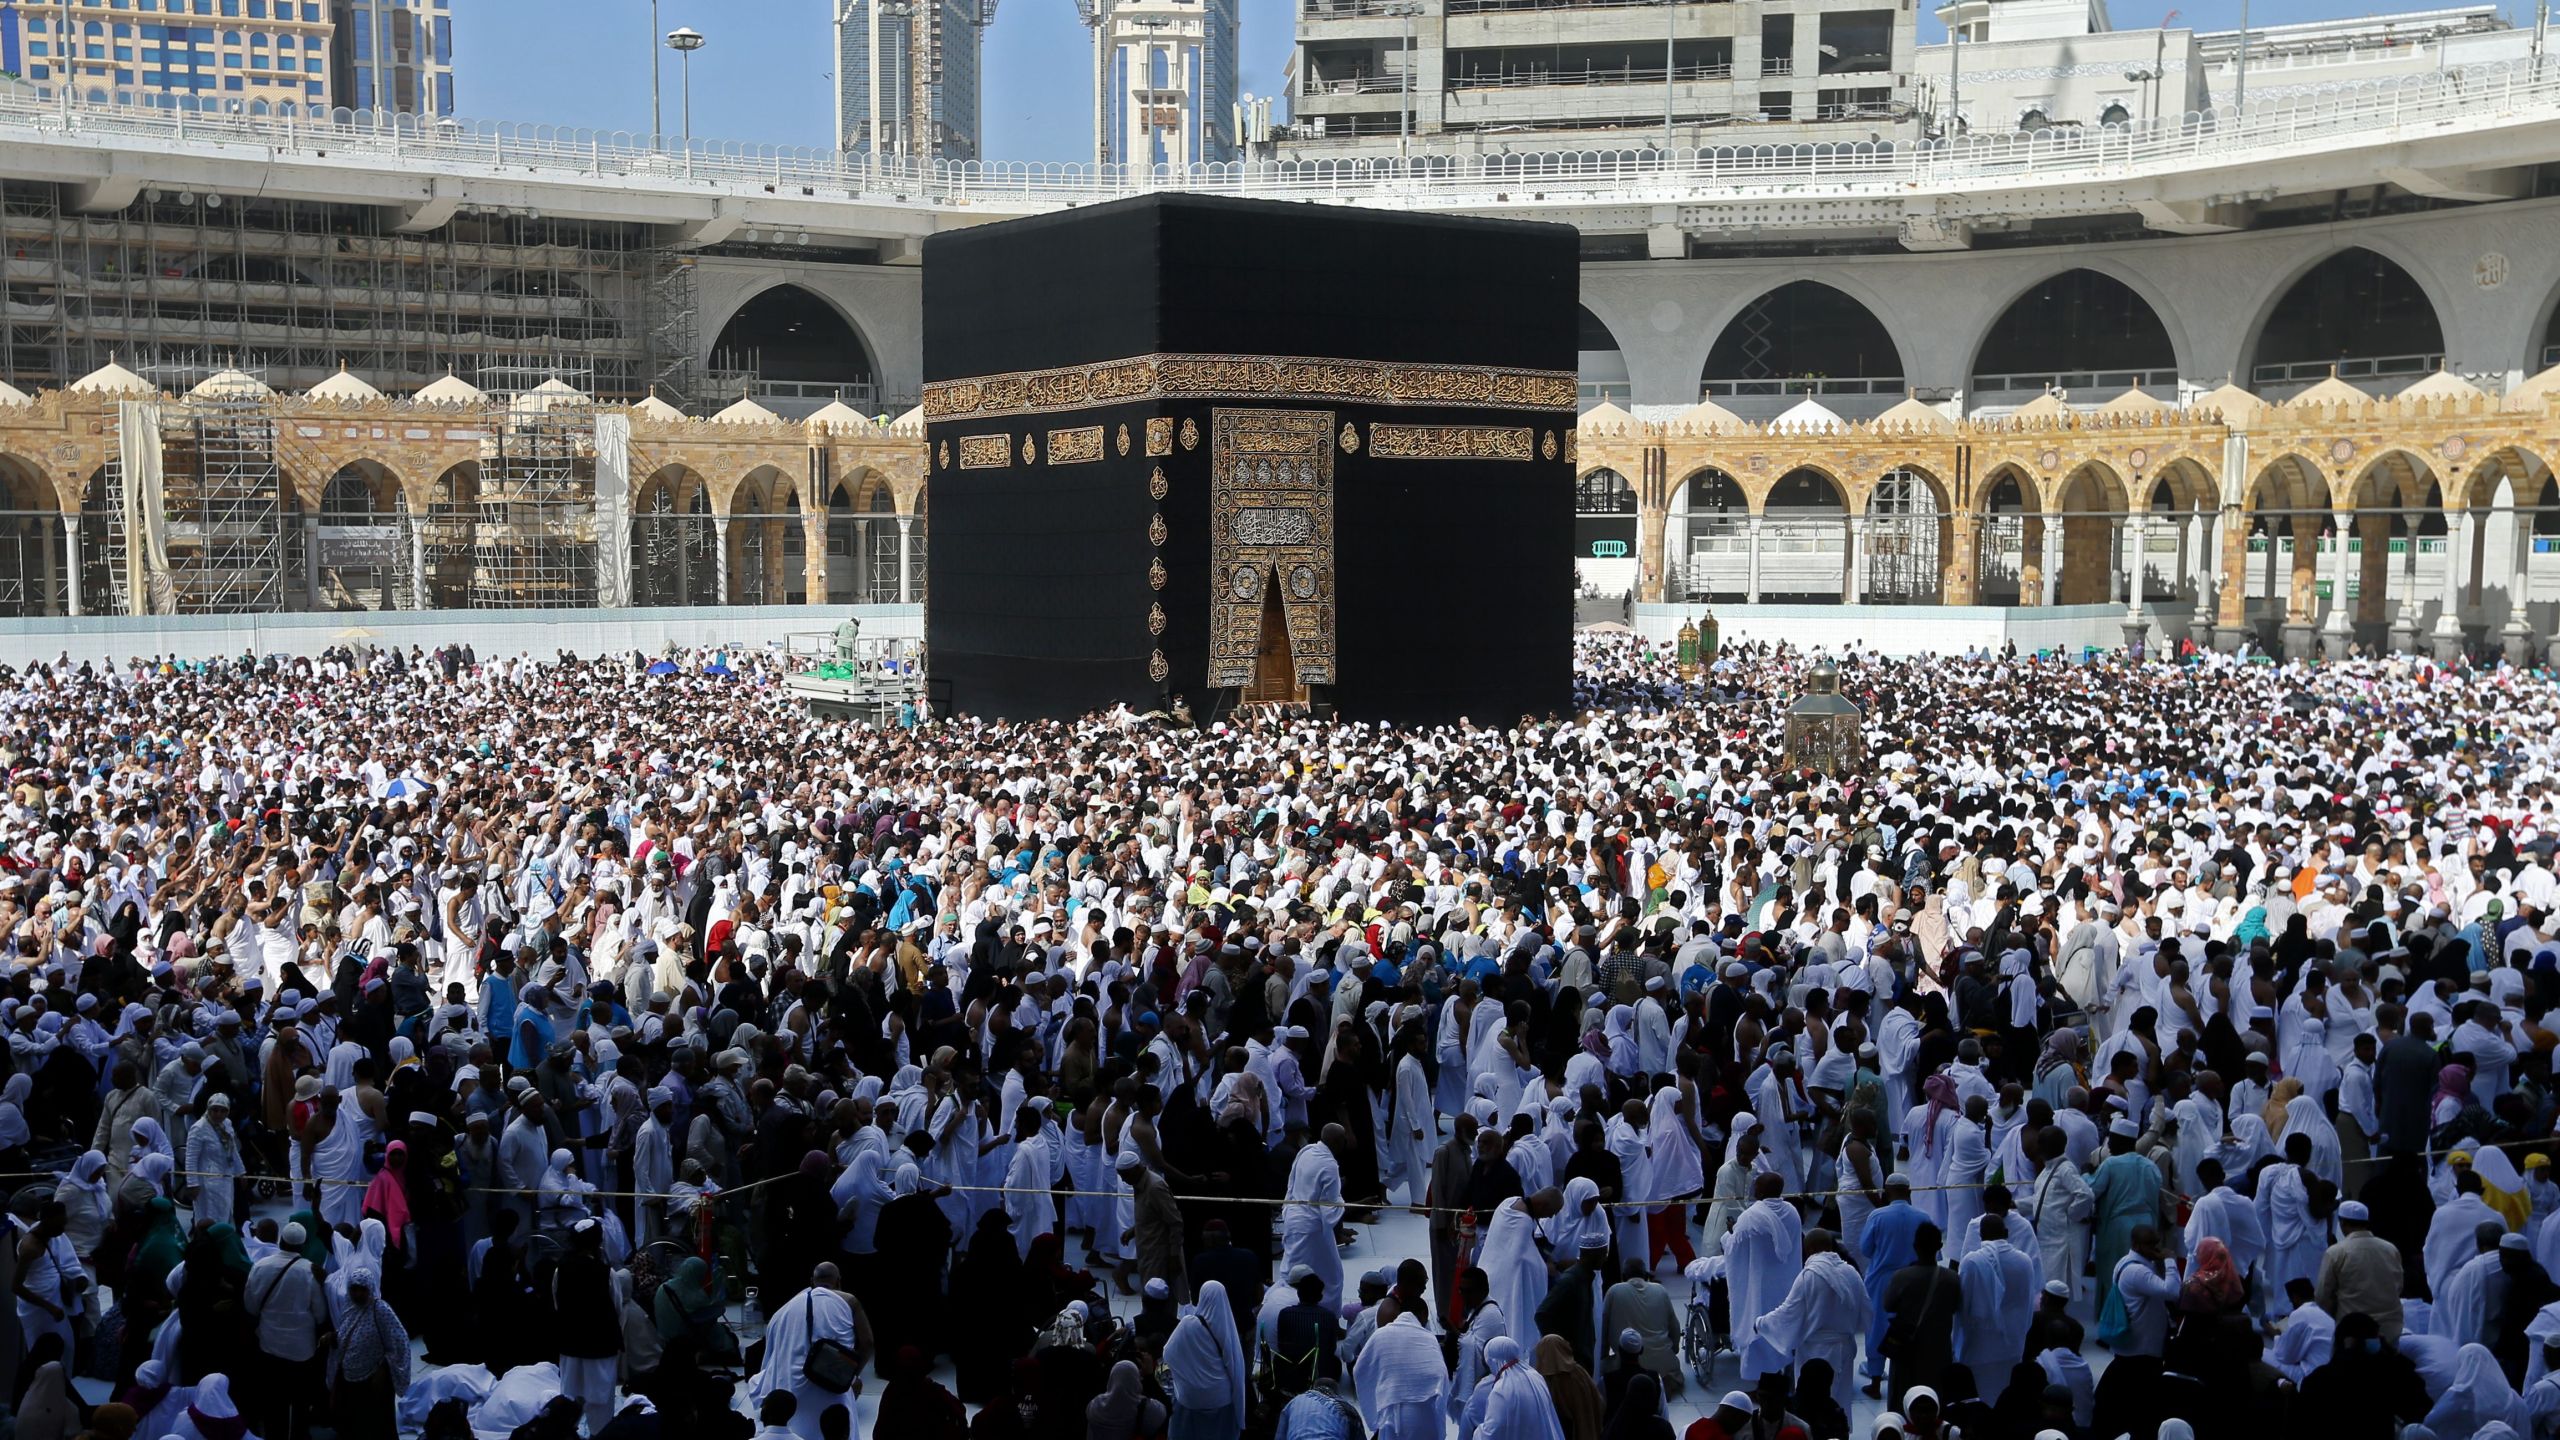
xmin=2018 ymin=108 xmax=2051 ymax=132
xmin=1575 ymin=469 xmax=1636 ymax=516
xmin=2099 ymin=103 xmax=2130 ymax=127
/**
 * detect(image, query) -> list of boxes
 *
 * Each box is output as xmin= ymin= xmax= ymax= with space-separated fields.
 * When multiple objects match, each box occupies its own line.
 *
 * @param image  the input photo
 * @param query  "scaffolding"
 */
xmin=94 ymin=371 xmax=293 ymax=614
xmin=0 ymin=178 xmax=657 ymax=398
xmin=467 ymin=369 xmax=600 ymax=608
xmin=648 ymin=252 xmax=703 ymax=410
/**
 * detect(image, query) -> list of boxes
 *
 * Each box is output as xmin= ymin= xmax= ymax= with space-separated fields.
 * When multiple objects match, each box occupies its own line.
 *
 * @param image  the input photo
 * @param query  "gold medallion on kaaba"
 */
xmin=1147 ymin=603 xmax=1166 ymax=635
xmin=1180 ymin=417 xmax=1199 ymax=451
xmin=937 ymin=440 xmax=950 ymax=469
xmin=1149 ymin=514 xmax=1167 ymax=547
xmin=1339 ymin=422 xmax=1360 ymax=454
xmin=1542 ymin=431 xmax=1558 ymax=460
xmin=1149 ymin=467 xmax=1169 ymax=500
xmin=1149 ymin=650 xmax=1169 ymax=682
xmin=1116 ymin=424 xmax=1131 ymax=456
xmin=1149 ymin=557 xmax=1167 ymax=590
xmin=1021 ymin=434 xmax=1037 ymax=464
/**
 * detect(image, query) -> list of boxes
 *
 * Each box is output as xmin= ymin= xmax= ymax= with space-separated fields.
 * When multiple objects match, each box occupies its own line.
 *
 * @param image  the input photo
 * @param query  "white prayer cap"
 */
xmin=1719 ymin=1393 xmax=1757 ymax=1415
xmin=1884 ymin=1172 xmax=1911 ymax=1187
xmin=2109 ymin=1117 xmax=2138 ymax=1137
xmin=2502 ymin=1232 xmax=2531 ymax=1252
xmin=2339 ymin=1200 xmax=2371 ymax=1223
xmin=2043 ymin=1279 xmax=2070 ymax=1298
xmin=1144 ymin=1277 xmax=1170 ymax=1298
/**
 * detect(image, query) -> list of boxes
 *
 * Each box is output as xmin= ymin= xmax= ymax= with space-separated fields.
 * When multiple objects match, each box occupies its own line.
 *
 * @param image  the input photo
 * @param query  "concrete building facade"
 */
xmin=1090 ymin=0 xmax=1242 ymax=166
xmin=1285 ymin=0 xmax=1918 ymax=155
xmin=327 ymin=0 xmax=452 ymax=118
xmin=10 ymin=0 xmax=332 ymax=113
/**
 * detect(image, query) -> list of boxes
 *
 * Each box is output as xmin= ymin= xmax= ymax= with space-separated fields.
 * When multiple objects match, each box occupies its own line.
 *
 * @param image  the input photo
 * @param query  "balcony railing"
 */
xmin=1701 ymin=375 xmax=1903 ymax=398
xmin=0 ymin=61 xmax=2555 ymax=216
xmin=2248 ymin=352 xmax=2444 ymax=385
xmin=1452 ymin=61 xmax=1735 ymax=89
xmin=1972 ymin=366 xmax=2178 ymax=394
xmin=1761 ymin=56 xmax=1794 ymax=76
xmin=1302 ymin=73 xmax=1412 ymax=96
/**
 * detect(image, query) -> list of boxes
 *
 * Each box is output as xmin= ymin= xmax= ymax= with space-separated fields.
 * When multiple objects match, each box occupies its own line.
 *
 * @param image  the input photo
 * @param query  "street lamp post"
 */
xmin=1657 ymin=0 xmax=1678 ymax=153
xmin=668 ymin=26 xmax=706 ymax=172
xmin=651 ymin=0 xmax=663 ymax=148
xmin=2232 ymin=0 xmax=2250 ymax=120
xmin=1379 ymin=2 xmax=1422 ymax=160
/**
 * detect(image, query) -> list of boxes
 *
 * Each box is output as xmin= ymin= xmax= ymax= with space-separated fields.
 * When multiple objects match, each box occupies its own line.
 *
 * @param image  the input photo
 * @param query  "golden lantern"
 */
xmin=1676 ymin=617 xmax=1701 ymax=680
xmin=1781 ymin=660 xmax=1865 ymax=776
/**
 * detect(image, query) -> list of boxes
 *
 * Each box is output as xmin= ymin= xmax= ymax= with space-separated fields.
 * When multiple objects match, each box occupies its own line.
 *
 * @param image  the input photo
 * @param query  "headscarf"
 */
xmin=2436 ymin=1064 xmax=2475 ymax=1108
xmin=2032 ymin=1029 xmax=2083 ymax=1085
xmin=1086 ymin=1359 xmax=1166 ymax=1440
xmin=1534 ymin=1334 xmax=1604 ymax=1440
xmin=655 ymin=1256 xmax=722 ymax=1342
xmin=202 ymin=1223 xmax=252 ymax=1278
xmin=186 ymin=1374 xmax=249 ymax=1440
xmin=16 ymin=1361 xmax=80 ymax=1440
xmin=132 ymin=1197 xmax=185 ymax=1282
xmin=2260 ymin=1077 xmax=2305 ymax=1136
xmin=1601 ymin=1374 xmax=1674 ymax=1440
xmin=0 ymin=1073 xmax=32 ymax=1150
xmin=2184 ymin=1237 xmax=2244 ymax=1309
xmin=61 ymin=1150 xmax=109 ymax=1215
xmin=362 ymin=1140 xmax=412 ymax=1246
xmin=1162 ymin=1279 xmax=1248 ymax=1419
xmin=1921 ymin=1073 xmax=1959 ymax=1157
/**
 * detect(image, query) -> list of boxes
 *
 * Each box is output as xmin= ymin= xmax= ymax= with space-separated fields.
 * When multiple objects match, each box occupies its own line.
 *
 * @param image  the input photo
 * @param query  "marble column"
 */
xmin=2320 ymin=513 xmax=2355 ymax=658
xmin=2122 ymin=513 xmax=2148 ymax=654
xmin=2433 ymin=509 xmax=2471 ymax=662
xmin=61 ymin=515 xmax=80 ymax=618
xmin=898 ymin=515 xmax=915 ymax=603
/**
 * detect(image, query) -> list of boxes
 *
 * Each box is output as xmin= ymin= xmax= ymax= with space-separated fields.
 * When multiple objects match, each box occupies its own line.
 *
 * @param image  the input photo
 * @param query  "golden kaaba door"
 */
xmin=1247 ymin=577 xmax=1302 ymax=705
xmin=1207 ymin=408 xmax=1336 ymax=694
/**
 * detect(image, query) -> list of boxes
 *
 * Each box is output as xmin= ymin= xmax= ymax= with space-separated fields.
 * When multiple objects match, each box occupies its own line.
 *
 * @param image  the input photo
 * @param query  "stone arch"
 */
xmin=1579 ymin=305 xmax=1631 ymax=409
xmin=632 ymin=464 xmax=719 ymax=607
xmin=725 ymin=463 xmax=806 ymax=605
xmin=418 ymin=461 xmax=481 ymax=609
xmin=1862 ymin=463 xmax=1948 ymax=603
xmin=2243 ymin=453 xmax=2339 ymax=635
xmin=1665 ymin=466 xmax=1749 ymax=602
xmin=2533 ymin=276 xmax=2560 ymax=376
xmin=1965 ymin=265 xmax=2187 ymax=397
xmin=1700 ymin=281 xmax=1904 ymax=403
xmin=316 ymin=460 xmax=403 ymax=611
xmin=2343 ymin=448 xmax=2447 ymax=630
xmin=705 ymin=280 xmax=882 ymax=402
xmin=0 ymin=453 xmax=66 ymax=617
xmin=1759 ymin=466 xmax=1853 ymax=604
xmin=2137 ymin=456 xmax=2219 ymax=513
xmin=2051 ymin=460 xmax=2132 ymax=605
xmin=2242 ymin=244 xmax=2451 ymax=393
xmin=1974 ymin=463 xmax=2039 ymax=604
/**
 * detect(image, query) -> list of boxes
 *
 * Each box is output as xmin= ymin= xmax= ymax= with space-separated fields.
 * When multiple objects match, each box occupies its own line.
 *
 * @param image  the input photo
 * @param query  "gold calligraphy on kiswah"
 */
xmin=1366 ymin=425 xmax=1538 ymax=461
xmin=923 ymin=353 xmax=1578 ymax=421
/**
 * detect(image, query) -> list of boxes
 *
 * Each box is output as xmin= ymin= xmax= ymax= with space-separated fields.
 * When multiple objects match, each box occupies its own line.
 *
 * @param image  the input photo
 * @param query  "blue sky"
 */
xmin=455 ymin=0 xmax=2521 ymax=165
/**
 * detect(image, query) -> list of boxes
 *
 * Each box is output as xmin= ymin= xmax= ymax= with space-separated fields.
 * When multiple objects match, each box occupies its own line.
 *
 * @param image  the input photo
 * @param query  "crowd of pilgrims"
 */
xmin=0 ymin=636 xmax=2554 ymax=1440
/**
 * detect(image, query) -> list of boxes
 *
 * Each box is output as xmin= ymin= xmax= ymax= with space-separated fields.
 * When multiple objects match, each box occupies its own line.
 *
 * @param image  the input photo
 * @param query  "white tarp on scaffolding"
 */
xmin=116 ymin=401 xmax=172 ymax=616
xmin=594 ymin=412 xmax=631 ymax=609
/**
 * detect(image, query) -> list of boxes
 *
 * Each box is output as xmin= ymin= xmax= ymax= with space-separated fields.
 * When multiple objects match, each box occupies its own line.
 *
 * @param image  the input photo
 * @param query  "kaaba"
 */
xmin=921 ymin=194 xmax=1578 ymax=724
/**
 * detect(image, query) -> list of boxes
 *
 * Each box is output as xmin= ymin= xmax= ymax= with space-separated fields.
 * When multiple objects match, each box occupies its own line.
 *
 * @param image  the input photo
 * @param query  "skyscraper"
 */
xmin=833 ymin=0 xmax=996 ymax=162
xmin=328 ymin=0 xmax=454 ymax=117
xmin=1086 ymin=0 xmax=1240 ymax=167
xmin=10 ymin=0 xmax=333 ymax=114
